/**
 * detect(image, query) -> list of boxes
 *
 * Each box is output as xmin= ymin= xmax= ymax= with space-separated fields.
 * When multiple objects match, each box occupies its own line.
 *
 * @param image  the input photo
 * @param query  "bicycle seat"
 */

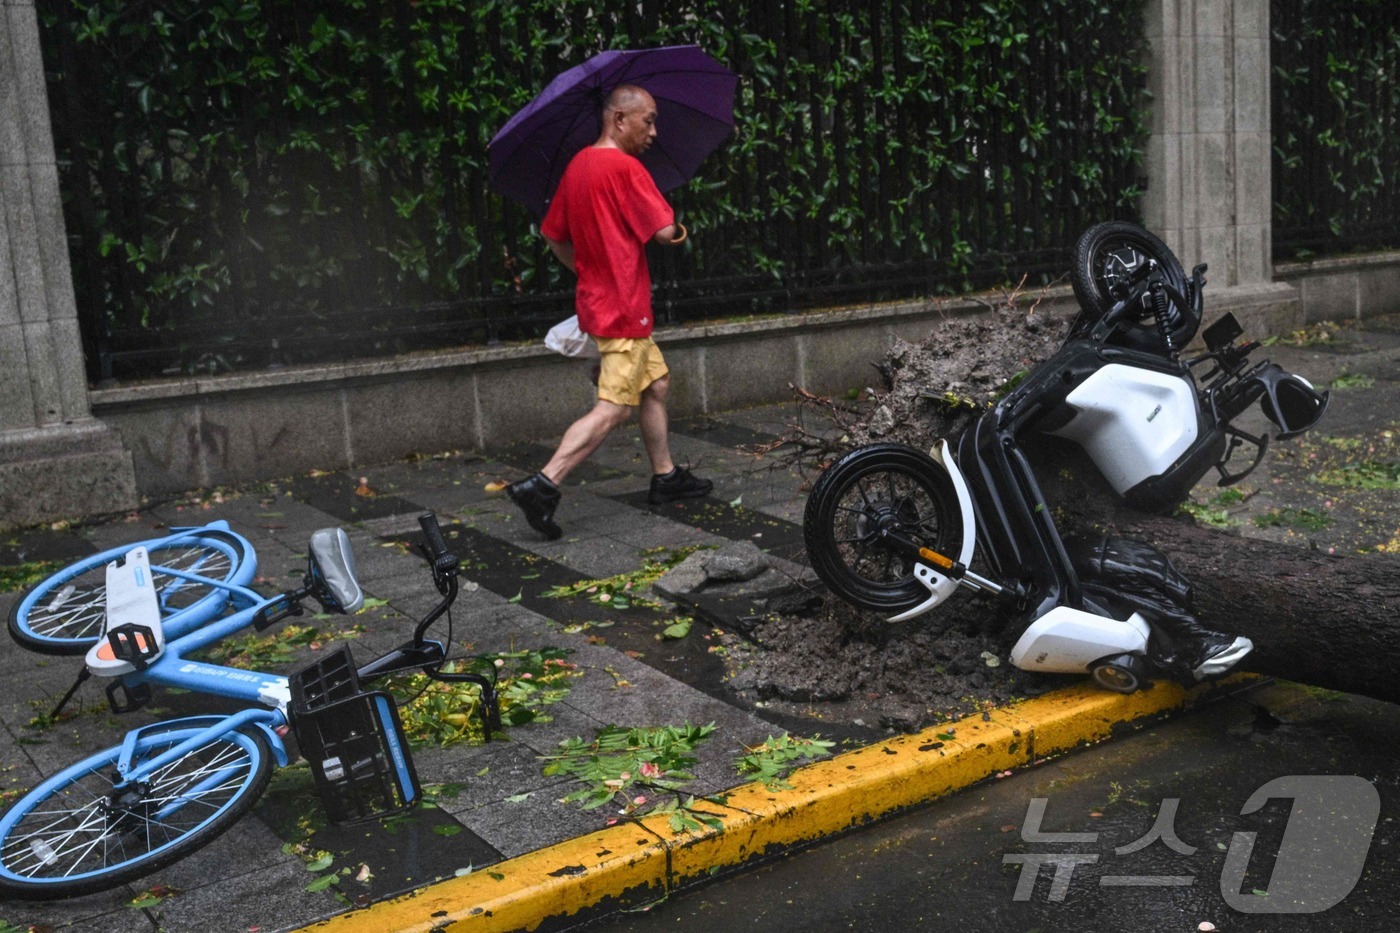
xmin=307 ymin=528 xmax=365 ymax=614
xmin=86 ymin=546 xmax=166 ymax=676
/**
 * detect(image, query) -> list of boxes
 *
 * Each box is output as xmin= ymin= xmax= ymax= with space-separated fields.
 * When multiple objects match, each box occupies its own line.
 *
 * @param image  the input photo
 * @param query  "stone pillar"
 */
xmin=1142 ymin=0 xmax=1275 ymax=287
xmin=1 ymin=0 xmax=136 ymax=530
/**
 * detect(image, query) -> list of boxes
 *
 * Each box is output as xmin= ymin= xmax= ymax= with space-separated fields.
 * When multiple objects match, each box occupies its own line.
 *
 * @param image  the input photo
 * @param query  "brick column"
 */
xmin=1 ymin=0 xmax=135 ymax=530
xmin=1142 ymin=0 xmax=1274 ymax=286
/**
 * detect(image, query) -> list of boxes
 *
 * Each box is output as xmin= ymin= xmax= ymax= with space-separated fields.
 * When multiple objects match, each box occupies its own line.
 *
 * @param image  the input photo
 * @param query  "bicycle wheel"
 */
xmin=0 ymin=724 xmax=273 ymax=899
xmin=803 ymin=444 xmax=963 ymax=615
xmin=1068 ymin=221 xmax=1198 ymax=352
xmin=8 ymin=530 xmax=251 ymax=655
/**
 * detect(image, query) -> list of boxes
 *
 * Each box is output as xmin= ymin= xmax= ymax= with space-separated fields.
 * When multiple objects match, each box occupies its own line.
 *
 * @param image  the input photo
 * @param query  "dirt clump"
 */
xmin=718 ymin=305 xmax=1078 ymax=734
xmin=846 ymin=305 xmax=1066 ymax=452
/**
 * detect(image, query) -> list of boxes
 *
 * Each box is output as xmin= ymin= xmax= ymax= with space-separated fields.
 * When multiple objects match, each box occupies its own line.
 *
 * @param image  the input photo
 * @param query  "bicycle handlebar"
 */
xmin=418 ymin=512 xmax=459 ymax=577
xmin=419 ymin=512 xmax=448 ymax=555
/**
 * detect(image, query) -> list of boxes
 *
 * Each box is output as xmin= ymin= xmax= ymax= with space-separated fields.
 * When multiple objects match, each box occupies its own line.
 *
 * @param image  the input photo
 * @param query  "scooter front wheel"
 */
xmin=804 ymin=444 xmax=963 ymax=615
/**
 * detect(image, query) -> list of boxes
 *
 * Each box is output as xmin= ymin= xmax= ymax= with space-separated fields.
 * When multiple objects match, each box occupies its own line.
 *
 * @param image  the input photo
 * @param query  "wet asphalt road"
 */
xmin=585 ymin=680 xmax=1399 ymax=933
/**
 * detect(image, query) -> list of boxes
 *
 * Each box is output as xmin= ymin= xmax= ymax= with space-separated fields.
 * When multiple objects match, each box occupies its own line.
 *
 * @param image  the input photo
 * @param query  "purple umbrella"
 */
xmin=488 ymin=45 xmax=738 ymax=218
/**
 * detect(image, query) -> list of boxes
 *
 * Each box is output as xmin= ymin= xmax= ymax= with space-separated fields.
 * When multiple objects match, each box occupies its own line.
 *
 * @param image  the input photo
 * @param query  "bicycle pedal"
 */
xmin=104 ymin=623 xmax=163 ymax=671
xmin=105 ymin=679 xmax=152 ymax=714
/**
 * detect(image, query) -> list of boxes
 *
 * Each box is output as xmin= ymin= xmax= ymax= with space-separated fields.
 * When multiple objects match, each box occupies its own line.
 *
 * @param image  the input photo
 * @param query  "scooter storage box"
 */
xmin=288 ymin=645 xmax=420 ymax=823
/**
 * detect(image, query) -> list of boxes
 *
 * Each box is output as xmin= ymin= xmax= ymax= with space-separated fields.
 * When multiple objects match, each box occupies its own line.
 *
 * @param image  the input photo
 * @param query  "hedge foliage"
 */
xmin=40 ymin=0 xmax=1150 ymax=379
xmin=1272 ymin=0 xmax=1400 ymax=257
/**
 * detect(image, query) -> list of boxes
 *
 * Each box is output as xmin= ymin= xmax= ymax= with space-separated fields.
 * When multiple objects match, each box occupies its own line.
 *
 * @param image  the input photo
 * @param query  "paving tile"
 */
xmin=0 ymin=893 xmax=155 ymax=932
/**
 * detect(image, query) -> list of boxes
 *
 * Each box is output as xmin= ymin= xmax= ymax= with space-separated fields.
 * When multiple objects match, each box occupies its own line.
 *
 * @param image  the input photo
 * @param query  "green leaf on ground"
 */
xmin=305 ymin=873 xmax=340 ymax=893
xmin=661 ymin=617 xmax=693 ymax=639
xmin=734 ymin=733 xmax=836 ymax=791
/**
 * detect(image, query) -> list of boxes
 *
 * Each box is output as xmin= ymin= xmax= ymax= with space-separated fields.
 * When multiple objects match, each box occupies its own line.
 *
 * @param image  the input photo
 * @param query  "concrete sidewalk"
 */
xmin=1 ymin=314 xmax=1397 ymax=933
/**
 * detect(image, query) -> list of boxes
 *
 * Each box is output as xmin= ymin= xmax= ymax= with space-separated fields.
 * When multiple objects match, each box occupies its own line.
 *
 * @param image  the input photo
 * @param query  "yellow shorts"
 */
xmin=594 ymin=337 xmax=669 ymax=406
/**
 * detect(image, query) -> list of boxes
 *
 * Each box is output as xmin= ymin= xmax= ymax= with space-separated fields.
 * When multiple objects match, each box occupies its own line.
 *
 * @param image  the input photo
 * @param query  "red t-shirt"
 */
xmin=540 ymin=147 xmax=673 ymax=338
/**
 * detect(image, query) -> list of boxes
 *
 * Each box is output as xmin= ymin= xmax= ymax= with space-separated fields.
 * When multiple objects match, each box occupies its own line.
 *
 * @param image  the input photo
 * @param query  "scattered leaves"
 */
xmin=543 ymin=547 xmax=710 ymax=611
xmin=734 ymin=733 xmax=835 ymax=790
xmin=543 ymin=722 xmax=717 ymax=813
xmin=1329 ymin=371 xmax=1375 ymax=390
xmin=197 ymin=623 xmax=364 ymax=669
xmin=1253 ymin=507 xmax=1330 ymax=532
xmin=1262 ymin=321 xmax=1339 ymax=348
xmin=660 ymin=617 xmax=693 ymax=640
xmin=0 ymin=560 xmax=62 ymax=595
xmin=127 ymin=884 xmax=180 ymax=908
xmin=1314 ymin=459 xmax=1400 ymax=490
xmin=390 ymin=648 xmax=580 ymax=748
xmin=305 ymin=852 xmax=335 ymax=873
xmin=305 ymin=873 xmax=340 ymax=893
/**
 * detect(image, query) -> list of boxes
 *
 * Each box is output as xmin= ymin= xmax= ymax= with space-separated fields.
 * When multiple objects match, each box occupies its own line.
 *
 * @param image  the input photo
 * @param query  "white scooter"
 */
xmin=803 ymin=223 xmax=1329 ymax=692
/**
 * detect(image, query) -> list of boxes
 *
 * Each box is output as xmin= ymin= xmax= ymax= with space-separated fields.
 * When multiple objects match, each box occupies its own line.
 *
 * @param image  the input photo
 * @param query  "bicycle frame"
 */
xmin=96 ymin=514 xmax=488 ymax=791
xmin=0 ymin=512 xmax=494 ymax=899
xmin=90 ymin=562 xmax=301 ymax=794
xmin=114 ymin=712 xmax=291 ymax=792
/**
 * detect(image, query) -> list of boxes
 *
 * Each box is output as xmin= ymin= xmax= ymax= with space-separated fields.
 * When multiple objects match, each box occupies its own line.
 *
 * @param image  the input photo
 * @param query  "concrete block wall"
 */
xmin=89 ymin=276 xmax=1355 ymax=507
xmin=1275 ymin=252 xmax=1400 ymax=325
xmin=68 ymin=256 xmax=1392 ymax=515
xmin=89 ymin=294 xmax=1078 ymax=501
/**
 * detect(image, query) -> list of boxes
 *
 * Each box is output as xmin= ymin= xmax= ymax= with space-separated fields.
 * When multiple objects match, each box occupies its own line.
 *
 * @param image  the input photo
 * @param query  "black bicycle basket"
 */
xmin=288 ymin=645 xmax=421 ymax=823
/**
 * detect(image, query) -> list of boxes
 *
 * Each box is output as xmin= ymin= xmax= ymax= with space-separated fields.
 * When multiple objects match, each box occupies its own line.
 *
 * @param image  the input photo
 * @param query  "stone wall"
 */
xmin=88 ymin=295 xmax=1073 ymax=501
xmin=1 ymin=0 xmax=137 ymax=530
xmin=1275 ymin=252 xmax=1400 ymax=325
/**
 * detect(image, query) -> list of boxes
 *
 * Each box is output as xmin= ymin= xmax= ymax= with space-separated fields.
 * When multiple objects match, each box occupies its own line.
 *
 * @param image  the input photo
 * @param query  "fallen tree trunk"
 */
xmin=1111 ymin=515 xmax=1400 ymax=703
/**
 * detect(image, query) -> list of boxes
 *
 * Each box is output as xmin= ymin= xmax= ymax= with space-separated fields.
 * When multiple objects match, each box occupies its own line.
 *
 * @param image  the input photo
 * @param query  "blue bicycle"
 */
xmin=0 ymin=513 xmax=497 ymax=899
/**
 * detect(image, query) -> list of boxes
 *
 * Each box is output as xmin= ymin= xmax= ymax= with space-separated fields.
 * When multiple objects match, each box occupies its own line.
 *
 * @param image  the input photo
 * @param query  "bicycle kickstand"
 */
xmin=47 ymin=665 xmax=92 ymax=721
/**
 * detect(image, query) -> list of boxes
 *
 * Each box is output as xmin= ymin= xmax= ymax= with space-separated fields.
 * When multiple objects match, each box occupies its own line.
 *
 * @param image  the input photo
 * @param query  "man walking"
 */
xmin=506 ymin=84 xmax=712 ymax=540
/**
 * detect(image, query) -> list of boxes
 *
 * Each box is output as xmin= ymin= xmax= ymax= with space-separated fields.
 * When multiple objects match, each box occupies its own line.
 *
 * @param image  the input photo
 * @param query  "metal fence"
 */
xmin=1272 ymin=0 xmax=1400 ymax=259
xmin=40 ymin=1 xmax=1148 ymax=383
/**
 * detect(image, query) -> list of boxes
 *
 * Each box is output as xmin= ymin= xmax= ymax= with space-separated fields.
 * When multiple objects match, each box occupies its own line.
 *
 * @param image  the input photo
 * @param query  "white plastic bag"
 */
xmin=544 ymin=315 xmax=599 ymax=358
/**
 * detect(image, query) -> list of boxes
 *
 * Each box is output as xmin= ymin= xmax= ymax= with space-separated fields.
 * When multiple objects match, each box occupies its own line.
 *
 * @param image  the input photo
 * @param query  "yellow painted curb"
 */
xmin=295 ymin=823 xmax=670 ymax=933
xmin=295 ymin=676 xmax=1254 ymax=933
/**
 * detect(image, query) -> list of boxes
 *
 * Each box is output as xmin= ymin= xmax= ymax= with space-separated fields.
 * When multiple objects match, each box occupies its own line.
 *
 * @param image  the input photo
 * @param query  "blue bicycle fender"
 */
xmin=114 ymin=712 xmax=289 ymax=778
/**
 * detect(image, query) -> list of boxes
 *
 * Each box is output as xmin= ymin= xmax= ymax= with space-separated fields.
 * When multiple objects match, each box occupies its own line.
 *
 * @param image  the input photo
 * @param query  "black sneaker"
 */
xmin=506 ymin=473 xmax=562 ymax=540
xmin=1190 ymin=635 xmax=1253 ymax=681
xmin=649 ymin=466 xmax=713 ymax=504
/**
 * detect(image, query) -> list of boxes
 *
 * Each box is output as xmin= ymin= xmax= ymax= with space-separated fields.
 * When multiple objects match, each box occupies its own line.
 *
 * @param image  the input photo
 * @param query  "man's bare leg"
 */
xmin=508 ymin=399 xmax=630 ymax=540
xmin=638 ymin=374 xmax=713 ymax=503
xmin=638 ymin=375 xmax=675 ymax=476
xmin=541 ymin=399 xmax=632 ymax=484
